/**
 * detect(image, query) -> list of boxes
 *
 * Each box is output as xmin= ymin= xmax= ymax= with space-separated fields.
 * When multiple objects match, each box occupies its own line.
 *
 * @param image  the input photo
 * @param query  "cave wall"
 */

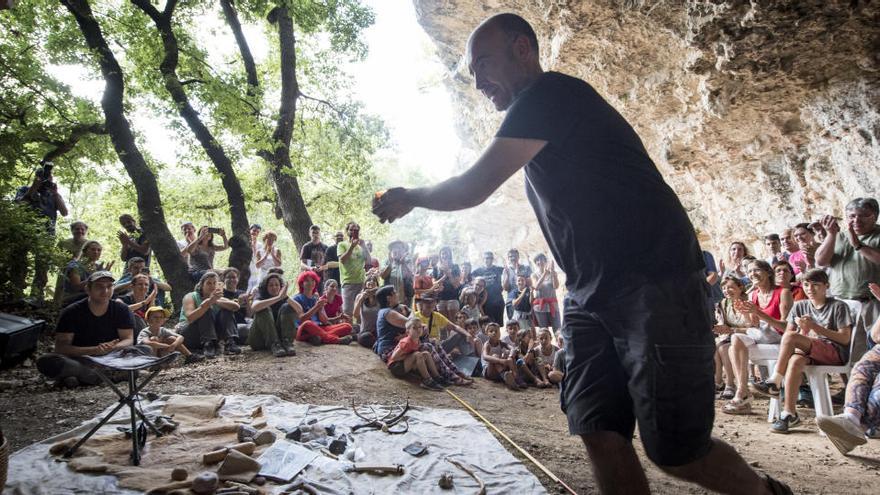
xmin=413 ymin=0 xmax=880 ymax=267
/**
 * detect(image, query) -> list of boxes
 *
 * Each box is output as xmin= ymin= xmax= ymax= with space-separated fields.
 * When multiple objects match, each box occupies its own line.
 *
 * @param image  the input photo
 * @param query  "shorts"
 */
xmin=560 ymin=270 xmax=715 ymax=467
xmin=805 ymin=339 xmax=845 ymax=365
xmin=388 ymin=360 xmax=408 ymax=378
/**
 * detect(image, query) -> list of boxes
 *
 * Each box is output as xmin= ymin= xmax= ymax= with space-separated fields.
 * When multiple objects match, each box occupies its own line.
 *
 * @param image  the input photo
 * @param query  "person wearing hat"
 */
xmin=36 ymin=271 xmax=136 ymax=387
xmin=380 ymin=240 xmax=414 ymax=305
xmin=137 ymin=306 xmax=203 ymax=364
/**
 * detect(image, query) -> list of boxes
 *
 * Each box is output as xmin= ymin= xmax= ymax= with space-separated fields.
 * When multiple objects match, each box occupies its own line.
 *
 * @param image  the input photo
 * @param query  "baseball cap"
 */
xmin=87 ymin=271 xmax=115 ymax=283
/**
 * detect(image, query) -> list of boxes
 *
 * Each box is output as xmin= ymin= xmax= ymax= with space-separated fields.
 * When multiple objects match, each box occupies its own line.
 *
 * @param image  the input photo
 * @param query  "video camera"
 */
xmin=35 ymin=162 xmax=54 ymax=182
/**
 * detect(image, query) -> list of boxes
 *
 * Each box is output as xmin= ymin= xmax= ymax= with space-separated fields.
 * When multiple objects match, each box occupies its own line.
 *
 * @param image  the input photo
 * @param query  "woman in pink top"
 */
xmin=322 ymin=279 xmax=349 ymax=325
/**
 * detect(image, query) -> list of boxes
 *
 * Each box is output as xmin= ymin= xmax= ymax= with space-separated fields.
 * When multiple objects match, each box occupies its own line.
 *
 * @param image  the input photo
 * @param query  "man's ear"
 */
xmin=511 ymin=34 xmax=534 ymax=60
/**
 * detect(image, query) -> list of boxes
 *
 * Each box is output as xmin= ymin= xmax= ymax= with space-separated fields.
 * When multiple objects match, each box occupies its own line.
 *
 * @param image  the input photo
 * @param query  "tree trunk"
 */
xmin=264 ymin=6 xmax=312 ymax=249
xmin=131 ymin=0 xmax=253 ymax=289
xmin=61 ymin=0 xmax=192 ymax=311
xmin=222 ymin=2 xmax=313 ymax=249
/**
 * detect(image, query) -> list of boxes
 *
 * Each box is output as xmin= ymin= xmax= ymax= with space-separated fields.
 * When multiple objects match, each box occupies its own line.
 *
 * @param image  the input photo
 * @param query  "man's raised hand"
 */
xmin=372 ymin=187 xmax=415 ymax=224
xmin=821 ymin=215 xmax=840 ymax=236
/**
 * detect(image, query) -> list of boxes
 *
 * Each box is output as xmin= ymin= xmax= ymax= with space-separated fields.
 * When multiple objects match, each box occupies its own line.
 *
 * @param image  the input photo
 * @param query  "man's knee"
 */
xmin=580 ymin=430 xmax=632 ymax=453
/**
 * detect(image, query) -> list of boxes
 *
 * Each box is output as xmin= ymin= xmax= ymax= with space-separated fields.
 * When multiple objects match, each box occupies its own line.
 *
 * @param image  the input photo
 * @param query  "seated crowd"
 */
xmin=32 ymin=196 xmax=880 ymax=456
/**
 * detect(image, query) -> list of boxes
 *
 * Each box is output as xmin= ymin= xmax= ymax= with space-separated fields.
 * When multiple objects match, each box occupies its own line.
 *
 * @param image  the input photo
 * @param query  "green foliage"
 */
xmin=1 ymin=0 xmax=396 ymax=290
xmin=0 ymin=200 xmax=65 ymax=301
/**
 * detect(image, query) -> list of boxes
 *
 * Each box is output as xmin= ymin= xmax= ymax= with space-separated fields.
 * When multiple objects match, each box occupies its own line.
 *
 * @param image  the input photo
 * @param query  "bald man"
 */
xmin=374 ymin=12 xmax=789 ymax=495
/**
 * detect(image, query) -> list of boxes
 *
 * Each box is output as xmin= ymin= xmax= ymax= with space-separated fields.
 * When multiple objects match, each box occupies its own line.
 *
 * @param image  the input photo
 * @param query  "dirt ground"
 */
xmin=2 ymin=341 xmax=879 ymax=494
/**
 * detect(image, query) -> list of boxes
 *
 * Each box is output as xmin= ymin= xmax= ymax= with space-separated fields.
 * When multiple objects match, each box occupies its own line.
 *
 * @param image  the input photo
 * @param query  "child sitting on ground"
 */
xmin=444 ymin=317 xmax=482 ymax=358
xmin=514 ymin=328 xmax=544 ymax=387
xmin=476 ymin=316 xmax=491 ymax=345
xmin=548 ymin=333 xmax=565 ymax=385
xmin=387 ymin=317 xmax=444 ymax=391
xmin=502 ymin=320 xmax=520 ymax=346
xmin=481 ymin=323 xmax=520 ymax=390
xmin=531 ymin=328 xmax=557 ymax=388
xmin=137 ymin=306 xmax=203 ymax=364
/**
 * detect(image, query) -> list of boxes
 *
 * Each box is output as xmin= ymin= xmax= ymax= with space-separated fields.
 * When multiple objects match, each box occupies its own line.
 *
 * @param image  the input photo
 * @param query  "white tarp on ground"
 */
xmin=4 ymin=394 xmax=548 ymax=494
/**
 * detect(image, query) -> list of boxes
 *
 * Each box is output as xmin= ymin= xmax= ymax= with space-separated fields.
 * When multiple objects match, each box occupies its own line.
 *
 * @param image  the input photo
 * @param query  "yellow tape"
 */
xmin=445 ymin=388 xmax=578 ymax=495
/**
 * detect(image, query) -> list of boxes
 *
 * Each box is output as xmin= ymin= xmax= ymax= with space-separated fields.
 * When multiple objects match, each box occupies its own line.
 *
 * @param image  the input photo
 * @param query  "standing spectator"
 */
xmin=246 ymin=223 xmax=262 ymax=292
xmin=60 ymin=240 xmax=113 ymax=307
xmin=117 ymin=214 xmax=151 ymax=267
xmin=35 ymin=271 xmax=134 ymax=387
xmin=501 ymin=248 xmax=531 ymax=293
xmin=300 ymin=224 xmax=328 ymax=283
xmin=256 ymin=230 xmax=282 ymax=282
xmin=816 ymin=197 xmax=880 ymax=346
xmin=58 ymin=221 xmax=89 ymax=259
xmin=507 ymin=275 xmax=533 ymax=333
xmin=764 ymin=233 xmax=788 ymax=265
xmin=323 ymin=231 xmax=344 ymax=286
xmin=719 ymin=241 xmax=749 ymax=286
xmin=182 ymin=226 xmax=228 ymax=282
xmin=177 ymin=222 xmax=196 ymax=265
xmin=781 ymin=227 xmax=800 ymax=258
xmin=432 ymin=246 xmax=462 ymax=320
xmin=380 ymin=240 xmax=414 ymax=306
xmin=338 ymin=222 xmax=371 ymax=315
xmin=531 ymin=253 xmax=560 ymax=330
xmin=702 ymin=249 xmax=724 ymax=312
xmin=789 ymin=223 xmax=818 ymax=276
xmin=460 ymin=261 xmax=473 ymax=288
xmin=53 ymin=221 xmax=89 ymax=305
xmin=14 ymin=162 xmax=68 ymax=300
xmin=177 ymin=271 xmax=241 ymax=358
xmin=472 ymin=251 xmax=504 ymax=324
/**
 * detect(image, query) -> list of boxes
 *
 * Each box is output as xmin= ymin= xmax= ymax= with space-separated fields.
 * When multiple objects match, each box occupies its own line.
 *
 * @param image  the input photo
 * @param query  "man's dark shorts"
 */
xmin=560 ymin=270 xmax=716 ymax=467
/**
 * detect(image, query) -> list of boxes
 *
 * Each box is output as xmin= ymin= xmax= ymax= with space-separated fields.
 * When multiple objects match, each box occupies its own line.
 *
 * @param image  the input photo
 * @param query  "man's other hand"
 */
xmin=372 ymin=187 xmax=414 ymax=224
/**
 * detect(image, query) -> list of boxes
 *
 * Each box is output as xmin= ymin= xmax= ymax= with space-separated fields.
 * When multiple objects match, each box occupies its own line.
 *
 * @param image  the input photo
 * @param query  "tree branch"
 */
xmin=41 ymin=122 xmax=107 ymax=163
xmin=219 ymin=0 xmax=259 ymax=95
xmin=298 ymin=92 xmax=347 ymax=120
xmin=179 ymin=78 xmax=205 ymax=86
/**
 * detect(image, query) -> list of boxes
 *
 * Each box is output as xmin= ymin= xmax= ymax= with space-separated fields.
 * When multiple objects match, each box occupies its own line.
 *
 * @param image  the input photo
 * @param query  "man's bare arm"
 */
xmin=373 ymin=137 xmax=547 ymax=222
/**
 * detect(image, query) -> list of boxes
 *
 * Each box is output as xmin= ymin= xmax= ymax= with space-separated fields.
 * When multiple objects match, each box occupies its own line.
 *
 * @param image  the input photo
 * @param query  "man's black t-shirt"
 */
xmin=472 ymin=265 xmax=504 ymax=304
xmin=122 ymin=229 xmax=151 ymax=266
xmin=324 ymin=244 xmax=340 ymax=285
xmin=300 ymin=242 xmax=328 ymax=266
xmin=223 ymin=288 xmax=247 ymax=324
xmin=56 ymin=298 xmax=135 ymax=347
xmin=496 ymin=72 xmax=702 ymax=310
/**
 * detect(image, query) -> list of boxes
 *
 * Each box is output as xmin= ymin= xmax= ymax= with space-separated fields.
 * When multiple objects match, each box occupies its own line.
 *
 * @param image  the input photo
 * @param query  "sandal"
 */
xmin=721 ymin=397 xmax=752 ymax=415
xmin=720 ymin=385 xmax=736 ymax=400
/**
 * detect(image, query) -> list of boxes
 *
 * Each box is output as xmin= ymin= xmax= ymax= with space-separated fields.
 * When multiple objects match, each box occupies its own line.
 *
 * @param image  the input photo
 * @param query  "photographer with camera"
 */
xmin=14 ymin=162 xmax=68 ymax=300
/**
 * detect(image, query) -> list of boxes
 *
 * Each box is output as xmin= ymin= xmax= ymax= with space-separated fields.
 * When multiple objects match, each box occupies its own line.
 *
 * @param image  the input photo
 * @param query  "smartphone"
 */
xmin=208 ymin=227 xmax=221 ymax=234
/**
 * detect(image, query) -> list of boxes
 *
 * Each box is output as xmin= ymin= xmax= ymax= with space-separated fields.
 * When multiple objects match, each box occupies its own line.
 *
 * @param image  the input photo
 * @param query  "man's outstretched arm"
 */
xmin=373 ymin=137 xmax=547 ymax=223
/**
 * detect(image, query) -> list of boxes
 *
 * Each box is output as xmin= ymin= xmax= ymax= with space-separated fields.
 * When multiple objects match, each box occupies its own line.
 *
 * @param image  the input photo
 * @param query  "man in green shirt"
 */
xmin=337 ymin=221 xmax=371 ymax=316
xmin=817 ymin=197 xmax=880 ymax=345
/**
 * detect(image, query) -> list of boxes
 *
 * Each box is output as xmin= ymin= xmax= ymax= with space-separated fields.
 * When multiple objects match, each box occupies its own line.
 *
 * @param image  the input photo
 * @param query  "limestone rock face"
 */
xmin=414 ymin=0 xmax=879 ymax=265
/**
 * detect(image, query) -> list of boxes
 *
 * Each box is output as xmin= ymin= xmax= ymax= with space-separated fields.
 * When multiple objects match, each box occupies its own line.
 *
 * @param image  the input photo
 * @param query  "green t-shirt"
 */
xmin=829 ymin=227 xmax=880 ymax=300
xmin=337 ymin=241 xmax=366 ymax=285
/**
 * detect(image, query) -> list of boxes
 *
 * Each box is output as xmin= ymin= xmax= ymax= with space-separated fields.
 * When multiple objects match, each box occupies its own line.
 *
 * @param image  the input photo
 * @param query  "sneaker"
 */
xmin=203 ymin=341 xmax=218 ymax=359
xmin=307 ymin=335 xmax=322 ymax=346
xmin=271 ymin=341 xmax=287 ymax=358
xmin=501 ymin=371 xmax=518 ymax=391
xmin=283 ymin=341 xmax=297 ymax=357
xmin=420 ymin=378 xmax=443 ymax=391
xmin=770 ymin=414 xmax=800 ymax=434
xmin=184 ymin=353 xmax=205 ymax=364
xmin=721 ymin=396 xmax=753 ymax=415
xmin=336 ymin=336 xmax=353 ymax=345
xmin=224 ymin=340 xmax=242 ymax=355
xmin=816 ymin=415 xmax=867 ymax=455
xmin=750 ymin=380 xmax=779 ymax=398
